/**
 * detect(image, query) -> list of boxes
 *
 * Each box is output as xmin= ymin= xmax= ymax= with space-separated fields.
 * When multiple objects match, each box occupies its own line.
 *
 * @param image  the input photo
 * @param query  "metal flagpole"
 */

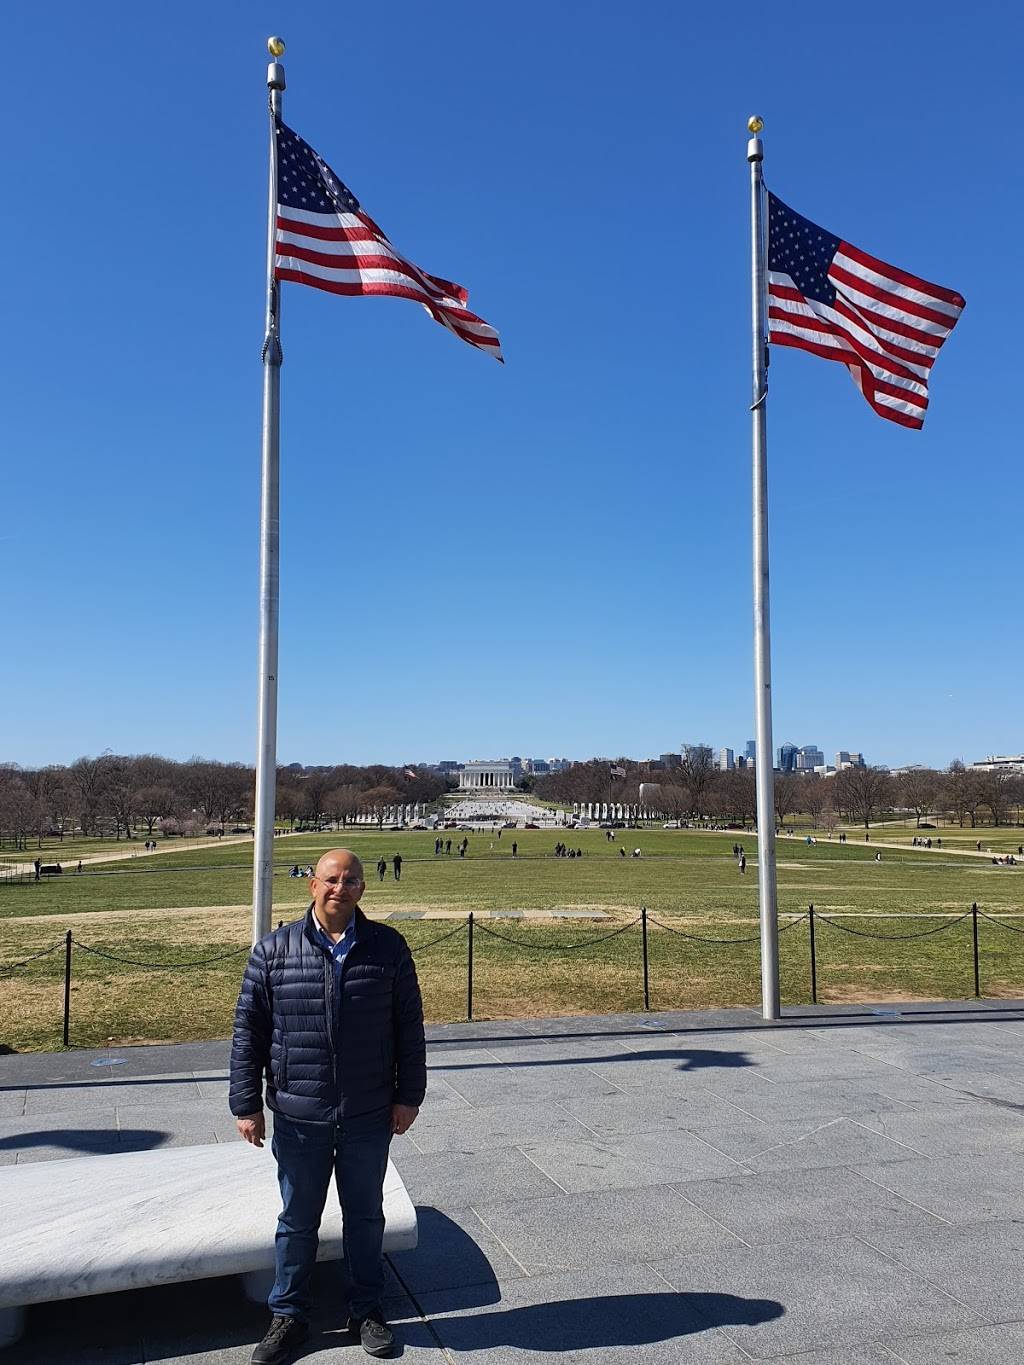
xmin=747 ymin=115 xmax=780 ymax=1020
xmin=252 ymin=37 xmax=287 ymax=945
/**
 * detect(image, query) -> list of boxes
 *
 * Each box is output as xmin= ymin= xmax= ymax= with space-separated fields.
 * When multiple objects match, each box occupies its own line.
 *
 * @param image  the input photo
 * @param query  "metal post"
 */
xmin=467 ymin=912 xmax=474 ymax=1021
xmin=972 ymin=902 xmax=980 ymax=999
xmin=252 ymin=39 xmax=287 ymax=946
xmin=62 ymin=930 xmax=72 ymax=1047
xmin=747 ymin=116 xmax=780 ymax=1021
xmin=808 ymin=904 xmax=817 ymax=1005
xmin=641 ymin=906 xmax=650 ymax=1011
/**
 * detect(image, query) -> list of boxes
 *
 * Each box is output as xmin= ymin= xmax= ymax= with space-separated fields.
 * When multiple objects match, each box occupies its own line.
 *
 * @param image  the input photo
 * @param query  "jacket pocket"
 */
xmin=277 ymin=1035 xmax=288 ymax=1091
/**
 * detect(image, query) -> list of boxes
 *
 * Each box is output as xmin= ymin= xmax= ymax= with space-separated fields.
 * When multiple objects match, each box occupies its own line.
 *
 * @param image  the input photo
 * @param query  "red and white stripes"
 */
xmin=769 ymin=242 xmax=964 ymax=429
xmin=275 ymin=204 xmax=502 ymax=361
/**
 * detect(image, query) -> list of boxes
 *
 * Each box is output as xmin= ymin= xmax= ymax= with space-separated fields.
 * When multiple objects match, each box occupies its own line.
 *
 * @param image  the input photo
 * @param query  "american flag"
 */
xmin=767 ymin=193 xmax=964 ymax=429
xmin=274 ymin=120 xmax=502 ymax=360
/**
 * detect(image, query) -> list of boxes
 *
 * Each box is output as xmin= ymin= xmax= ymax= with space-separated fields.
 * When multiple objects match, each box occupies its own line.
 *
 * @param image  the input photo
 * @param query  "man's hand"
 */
xmin=236 ymin=1112 xmax=266 ymax=1147
xmin=391 ymin=1103 xmax=419 ymax=1136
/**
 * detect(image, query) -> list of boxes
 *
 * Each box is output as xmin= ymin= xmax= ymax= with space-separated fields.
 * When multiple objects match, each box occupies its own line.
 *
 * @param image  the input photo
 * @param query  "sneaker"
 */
xmin=348 ymin=1308 xmax=395 ymax=1357
xmin=251 ymin=1314 xmax=309 ymax=1365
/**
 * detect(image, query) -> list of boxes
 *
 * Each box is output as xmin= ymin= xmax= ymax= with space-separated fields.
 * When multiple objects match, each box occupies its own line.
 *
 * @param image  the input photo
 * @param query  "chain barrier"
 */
xmin=978 ymin=911 xmax=1024 ymax=936
xmin=407 ymin=921 xmax=469 ymax=952
xmin=647 ymin=913 xmax=808 ymax=945
xmin=474 ymin=916 xmax=641 ymax=951
xmin=74 ymin=940 xmax=252 ymax=969
xmin=0 ymin=941 xmax=66 ymax=973
xmin=815 ymin=911 xmax=970 ymax=941
xmin=13 ymin=903 xmax=1024 ymax=1048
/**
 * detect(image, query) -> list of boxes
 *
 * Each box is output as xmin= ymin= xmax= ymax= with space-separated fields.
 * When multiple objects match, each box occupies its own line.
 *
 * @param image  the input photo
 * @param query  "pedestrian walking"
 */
xmin=393 ymin=853 xmax=402 ymax=882
xmin=445 ymin=839 xmax=451 ymax=855
xmin=511 ymin=841 xmax=518 ymax=858
xmin=376 ymin=856 xmax=387 ymax=882
xmin=739 ymin=854 xmax=746 ymax=874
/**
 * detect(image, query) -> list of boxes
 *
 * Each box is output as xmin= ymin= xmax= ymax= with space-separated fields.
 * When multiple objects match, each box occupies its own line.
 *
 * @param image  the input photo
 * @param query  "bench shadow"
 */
xmin=0 ymin=1128 xmax=170 ymax=1154
xmin=3 ymin=1210 xmax=781 ymax=1362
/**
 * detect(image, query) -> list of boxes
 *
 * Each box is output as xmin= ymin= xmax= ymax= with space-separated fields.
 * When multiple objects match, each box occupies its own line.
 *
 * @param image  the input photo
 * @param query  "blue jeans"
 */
xmin=268 ymin=1107 xmax=392 ymax=1323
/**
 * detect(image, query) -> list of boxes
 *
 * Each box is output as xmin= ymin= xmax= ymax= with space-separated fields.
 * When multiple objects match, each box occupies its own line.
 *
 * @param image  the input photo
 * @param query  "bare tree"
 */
xmin=832 ymin=765 xmax=893 ymax=829
xmin=800 ymin=774 xmax=828 ymax=827
xmin=362 ymin=785 xmax=401 ymax=829
xmin=679 ymin=744 xmax=718 ymax=819
xmin=324 ymin=784 xmax=362 ymax=829
xmin=69 ymin=755 xmax=111 ymax=836
xmin=975 ymin=767 xmax=1016 ymax=827
xmin=896 ymin=768 xmax=941 ymax=828
xmin=773 ymin=773 xmax=800 ymax=827
xmin=713 ymin=768 xmax=757 ymax=826
xmin=136 ymin=784 xmax=178 ymax=835
xmin=0 ymin=768 xmax=37 ymax=851
xmin=942 ymin=760 xmax=984 ymax=828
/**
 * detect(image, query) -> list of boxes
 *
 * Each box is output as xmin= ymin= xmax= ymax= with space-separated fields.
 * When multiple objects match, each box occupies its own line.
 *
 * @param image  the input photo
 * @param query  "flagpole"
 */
xmin=747 ymin=116 xmax=780 ymax=1020
xmin=252 ymin=37 xmax=286 ymax=946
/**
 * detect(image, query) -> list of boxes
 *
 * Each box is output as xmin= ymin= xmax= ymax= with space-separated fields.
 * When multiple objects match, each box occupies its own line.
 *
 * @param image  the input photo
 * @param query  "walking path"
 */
xmin=4 ymin=999 xmax=1024 ymax=1362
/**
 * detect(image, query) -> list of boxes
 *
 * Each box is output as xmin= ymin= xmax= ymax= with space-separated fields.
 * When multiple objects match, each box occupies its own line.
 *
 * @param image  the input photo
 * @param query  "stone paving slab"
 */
xmin=858 ymin=1220 xmax=1024 ymax=1323
xmin=2 ymin=1000 xmax=1024 ymax=1362
xmin=883 ymin=1322 xmax=1024 ymax=1363
xmin=653 ymin=1236 xmax=984 ymax=1358
xmin=415 ymin=1262 xmax=759 ymax=1363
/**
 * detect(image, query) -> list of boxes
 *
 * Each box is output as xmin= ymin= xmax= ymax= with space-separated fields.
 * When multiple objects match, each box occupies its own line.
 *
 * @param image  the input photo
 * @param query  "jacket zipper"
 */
xmin=323 ymin=953 xmax=338 ymax=1116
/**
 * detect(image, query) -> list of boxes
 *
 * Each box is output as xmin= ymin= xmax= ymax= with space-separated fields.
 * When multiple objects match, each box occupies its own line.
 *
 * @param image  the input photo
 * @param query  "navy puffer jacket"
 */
xmin=229 ymin=906 xmax=426 ymax=1122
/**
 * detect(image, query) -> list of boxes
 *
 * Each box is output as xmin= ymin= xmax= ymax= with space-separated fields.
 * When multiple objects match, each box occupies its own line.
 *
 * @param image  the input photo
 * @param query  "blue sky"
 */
xmin=4 ymin=1 xmax=1019 ymax=771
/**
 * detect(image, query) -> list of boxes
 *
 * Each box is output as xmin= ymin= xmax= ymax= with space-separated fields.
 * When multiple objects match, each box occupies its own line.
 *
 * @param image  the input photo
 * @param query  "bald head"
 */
xmin=310 ymin=848 xmax=365 ymax=929
xmin=315 ymin=848 xmax=363 ymax=880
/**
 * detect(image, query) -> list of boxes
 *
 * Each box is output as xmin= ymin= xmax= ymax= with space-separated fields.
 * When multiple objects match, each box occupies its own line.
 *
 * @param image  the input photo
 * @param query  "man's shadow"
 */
xmin=385 ymin=1208 xmax=783 ymax=1354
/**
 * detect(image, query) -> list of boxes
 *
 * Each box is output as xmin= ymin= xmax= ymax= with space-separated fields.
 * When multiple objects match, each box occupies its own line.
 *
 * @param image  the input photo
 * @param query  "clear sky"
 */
xmin=4 ymin=1 xmax=1019 ymax=772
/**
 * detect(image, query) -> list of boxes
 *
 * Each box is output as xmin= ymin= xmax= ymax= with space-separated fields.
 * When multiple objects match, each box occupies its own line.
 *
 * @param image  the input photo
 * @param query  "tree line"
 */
xmin=534 ymin=748 xmax=1024 ymax=830
xmin=0 ymin=755 xmax=452 ymax=850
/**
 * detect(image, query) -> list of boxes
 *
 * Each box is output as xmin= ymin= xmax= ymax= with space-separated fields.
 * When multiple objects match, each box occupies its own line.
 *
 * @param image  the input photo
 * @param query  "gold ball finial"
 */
xmin=747 ymin=115 xmax=764 ymax=134
xmin=268 ymin=36 xmax=286 ymax=57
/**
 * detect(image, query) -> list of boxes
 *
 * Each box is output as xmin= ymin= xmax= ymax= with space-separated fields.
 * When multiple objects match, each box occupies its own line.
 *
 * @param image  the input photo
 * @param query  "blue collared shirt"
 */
xmin=312 ymin=912 xmax=357 ymax=988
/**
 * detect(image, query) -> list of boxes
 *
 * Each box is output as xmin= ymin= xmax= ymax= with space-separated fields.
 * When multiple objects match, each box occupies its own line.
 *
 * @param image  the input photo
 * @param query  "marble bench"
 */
xmin=0 ymin=1141 xmax=417 ymax=1346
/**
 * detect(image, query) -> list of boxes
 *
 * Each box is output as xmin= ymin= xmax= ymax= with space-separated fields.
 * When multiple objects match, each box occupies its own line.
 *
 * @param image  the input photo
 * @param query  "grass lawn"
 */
xmin=2 ymin=829 xmax=1022 ymax=1051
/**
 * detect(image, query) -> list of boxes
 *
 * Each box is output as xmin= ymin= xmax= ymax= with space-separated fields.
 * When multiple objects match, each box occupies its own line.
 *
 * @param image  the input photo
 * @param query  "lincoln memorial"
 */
xmin=458 ymin=761 xmax=517 ymax=791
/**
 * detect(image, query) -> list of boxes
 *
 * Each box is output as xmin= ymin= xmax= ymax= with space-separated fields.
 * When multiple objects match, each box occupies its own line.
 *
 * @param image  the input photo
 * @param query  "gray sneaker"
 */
xmin=348 ymin=1308 xmax=395 ymax=1357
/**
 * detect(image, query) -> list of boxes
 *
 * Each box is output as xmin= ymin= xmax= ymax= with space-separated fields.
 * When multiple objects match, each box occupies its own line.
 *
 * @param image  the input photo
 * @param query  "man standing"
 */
xmin=376 ymin=855 xmax=387 ymax=882
xmin=392 ymin=852 xmax=402 ymax=882
xmin=231 ymin=849 xmax=425 ymax=1362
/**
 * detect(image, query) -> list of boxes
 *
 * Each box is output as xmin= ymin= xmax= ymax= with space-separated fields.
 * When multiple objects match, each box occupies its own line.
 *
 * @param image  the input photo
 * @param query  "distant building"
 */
xmin=525 ymin=758 xmax=550 ymax=775
xmin=718 ymin=748 xmax=734 ymax=771
xmin=836 ymin=751 xmax=866 ymax=769
xmin=659 ymin=752 xmax=682 ymax=769
xmin=436 ymin=760 xmax=461 ymax=775
xmin=777 ymin=743 xmax=799 ymax=773
xmin=745 ymin=740 xmax=756 ymax=760
xmin=970 ymin=754 xmax=1024 ymax=774
xmin=458 ymin=760 xmax=516 ymax=791
xmin=547 ymin=758 xmax=571 ymax=773
xmin=796 ymin=745 xmax=824 ymax=770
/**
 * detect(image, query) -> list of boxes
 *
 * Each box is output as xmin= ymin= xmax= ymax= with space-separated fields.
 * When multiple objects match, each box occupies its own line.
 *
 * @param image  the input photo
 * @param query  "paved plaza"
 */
xmin=3 ymin=1000 xmax=1024 ymax=1362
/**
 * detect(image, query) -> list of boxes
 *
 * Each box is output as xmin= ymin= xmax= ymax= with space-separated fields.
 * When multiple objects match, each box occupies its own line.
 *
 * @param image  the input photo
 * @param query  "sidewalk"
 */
xmin=3 ymin=1001 xmax=1024 ymax=1362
